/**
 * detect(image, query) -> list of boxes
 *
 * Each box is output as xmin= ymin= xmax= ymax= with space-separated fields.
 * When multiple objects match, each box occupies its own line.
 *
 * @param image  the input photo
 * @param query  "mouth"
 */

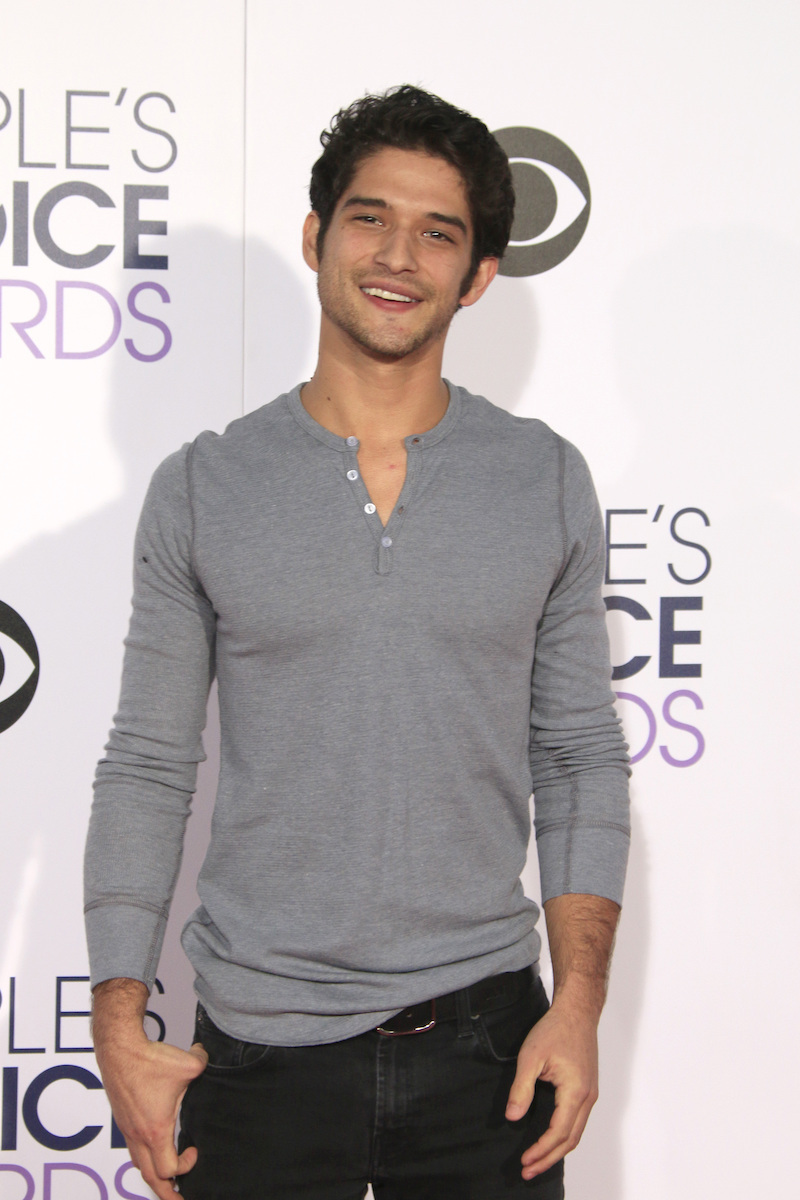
xmin=361 ymin=286 xmax=420 ymax=306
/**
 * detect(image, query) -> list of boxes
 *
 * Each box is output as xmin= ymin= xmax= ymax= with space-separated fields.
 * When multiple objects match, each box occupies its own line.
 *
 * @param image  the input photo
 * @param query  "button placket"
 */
xmin=374 ymin=445 xmax=422 ymax=574
xmin=341 ymin=445 xmax=384 ymax=544
xmin=338 ymin=431 xmax=425 ymax=574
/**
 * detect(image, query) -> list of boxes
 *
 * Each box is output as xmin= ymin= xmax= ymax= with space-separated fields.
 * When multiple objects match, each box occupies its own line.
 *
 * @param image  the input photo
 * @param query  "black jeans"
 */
xmin=177 ymin=969 xmax=564 ymax=1199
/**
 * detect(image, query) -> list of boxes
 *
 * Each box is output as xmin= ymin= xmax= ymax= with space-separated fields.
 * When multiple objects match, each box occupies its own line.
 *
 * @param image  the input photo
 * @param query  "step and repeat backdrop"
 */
xmin=1 ymin=2 xmax=798 ymax=1198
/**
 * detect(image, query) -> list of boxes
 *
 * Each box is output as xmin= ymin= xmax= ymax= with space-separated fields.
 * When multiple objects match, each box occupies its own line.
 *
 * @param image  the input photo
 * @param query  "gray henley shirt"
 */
xmin=84 ymin=382 xmax=630 ymax=1046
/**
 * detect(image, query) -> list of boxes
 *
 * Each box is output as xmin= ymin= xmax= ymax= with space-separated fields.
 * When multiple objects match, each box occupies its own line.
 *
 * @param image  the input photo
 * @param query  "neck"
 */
xmin=301 ymin=321 xmax=450 ymax=441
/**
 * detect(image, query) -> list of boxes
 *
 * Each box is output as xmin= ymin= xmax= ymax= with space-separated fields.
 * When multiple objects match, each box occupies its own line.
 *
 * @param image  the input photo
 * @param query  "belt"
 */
xmin=375 ymin=966 xmax=534 ymax=1036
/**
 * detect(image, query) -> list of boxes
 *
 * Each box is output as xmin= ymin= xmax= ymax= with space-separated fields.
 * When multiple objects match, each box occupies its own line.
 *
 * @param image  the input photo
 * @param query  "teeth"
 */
xmin=362 ymin=287 xmax=415 ymax=302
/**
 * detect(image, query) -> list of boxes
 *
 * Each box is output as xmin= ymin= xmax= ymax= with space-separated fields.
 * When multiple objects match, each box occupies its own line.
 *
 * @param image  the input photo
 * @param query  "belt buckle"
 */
xmin=376 ymin=998 xmax=436 ymax=1036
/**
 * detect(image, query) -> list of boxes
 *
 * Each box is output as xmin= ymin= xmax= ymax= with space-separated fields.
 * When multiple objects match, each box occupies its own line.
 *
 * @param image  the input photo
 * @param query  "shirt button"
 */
xmin=364 ymin=503 xmax=376 ymax=514
xmin=346 ymin=469 xmax=358 ymax=481
xmin=381 ymin=536 xmax=393 ymax=548
xmin=346 ymin=435 xmax=359 ymax=447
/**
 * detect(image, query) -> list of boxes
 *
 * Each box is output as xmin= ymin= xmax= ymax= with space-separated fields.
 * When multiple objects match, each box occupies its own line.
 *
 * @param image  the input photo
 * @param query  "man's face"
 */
xmin=303 ymin=147 xmax=497 ymax=362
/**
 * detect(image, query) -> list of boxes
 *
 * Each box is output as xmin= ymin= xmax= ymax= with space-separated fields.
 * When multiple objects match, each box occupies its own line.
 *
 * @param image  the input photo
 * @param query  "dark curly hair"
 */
xmin=309 ymin=86 xmax=515 ymax=285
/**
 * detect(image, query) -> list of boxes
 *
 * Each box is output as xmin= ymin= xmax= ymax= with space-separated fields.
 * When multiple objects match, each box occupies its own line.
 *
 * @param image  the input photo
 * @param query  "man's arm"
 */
xmin=85 ymin=445 xmax=217 ymax=993
xmin=86 ymin=450 xmax=217 ymax=1195
xmin=513 ymin=439 xmax=629 ymax=1177
xmin=505 ymin=893 xmax=620 ymax=1180
xmin=92 ymin=978 xmax=208 ymax=1200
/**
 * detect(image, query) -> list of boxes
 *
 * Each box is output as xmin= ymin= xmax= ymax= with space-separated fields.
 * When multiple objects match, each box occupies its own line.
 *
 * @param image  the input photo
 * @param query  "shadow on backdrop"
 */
xmin=444 ymin=272 xmax=539 ymax=413
xmin=0 ymin=228 xmax=313 ymax=1055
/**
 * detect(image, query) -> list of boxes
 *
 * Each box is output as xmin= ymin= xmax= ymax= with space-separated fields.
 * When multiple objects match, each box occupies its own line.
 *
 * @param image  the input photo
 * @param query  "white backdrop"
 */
xmin=2 ymin=2 xmax=799 ymax=1197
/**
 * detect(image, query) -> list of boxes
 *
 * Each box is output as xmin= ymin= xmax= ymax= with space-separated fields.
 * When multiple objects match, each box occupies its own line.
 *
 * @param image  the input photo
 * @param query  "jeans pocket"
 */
xmin=475 ymin=975 xmax=549 ymax=1064
xmin=195 ymin=1004 xmax=273 ymax=1072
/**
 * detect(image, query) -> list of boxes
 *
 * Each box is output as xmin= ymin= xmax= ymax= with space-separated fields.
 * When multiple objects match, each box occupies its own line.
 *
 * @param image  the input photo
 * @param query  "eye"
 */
xmin=0 ymin=602 xmax=41 ymax=733
xmin=424 ymin=229 xmax=453 ymax=243
xmin=493 ymin=127 xmax=591 ymax=277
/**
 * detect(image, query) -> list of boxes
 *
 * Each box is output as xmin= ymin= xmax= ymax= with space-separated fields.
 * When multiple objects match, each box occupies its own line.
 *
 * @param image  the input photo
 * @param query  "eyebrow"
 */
xmin=342 ymin=196 xmax=468 ymax=236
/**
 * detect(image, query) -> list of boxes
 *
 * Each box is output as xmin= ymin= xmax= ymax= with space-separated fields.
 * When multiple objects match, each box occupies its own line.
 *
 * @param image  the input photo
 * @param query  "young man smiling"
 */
xmin=86 ymin=87 xmax=630 ymax=1200
xmin=301 ymin=145 xmax=498 ymax=524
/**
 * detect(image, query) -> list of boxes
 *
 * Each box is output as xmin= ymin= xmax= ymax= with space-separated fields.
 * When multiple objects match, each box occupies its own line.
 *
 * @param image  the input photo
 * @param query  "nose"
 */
xmin=373 ymin=226 xmax=418 ymax=274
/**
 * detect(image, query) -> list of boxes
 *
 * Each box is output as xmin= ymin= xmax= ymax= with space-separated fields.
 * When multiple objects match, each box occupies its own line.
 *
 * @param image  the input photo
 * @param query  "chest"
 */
xmin=191 ymin=442 xmax=565 ymax=663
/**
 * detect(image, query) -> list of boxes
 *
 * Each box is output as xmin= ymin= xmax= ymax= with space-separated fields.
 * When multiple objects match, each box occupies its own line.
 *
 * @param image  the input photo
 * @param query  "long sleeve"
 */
xmin=84 ymin=444 xmax=217 ymax=988
xmin=530 ymin=438 xmax=631 ymax=905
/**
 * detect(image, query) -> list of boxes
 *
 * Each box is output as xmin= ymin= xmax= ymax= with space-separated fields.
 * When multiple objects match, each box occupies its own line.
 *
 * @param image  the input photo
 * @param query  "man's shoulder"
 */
xmin=190 ymin=388 xmax=297 ymax=460
xmin=453 ymin=383 xmax=569 ymax=455
xmin=453 ymin=383 xmax=597 ymax=498
xmin=144 ymin=389 xmax=300 ymax=509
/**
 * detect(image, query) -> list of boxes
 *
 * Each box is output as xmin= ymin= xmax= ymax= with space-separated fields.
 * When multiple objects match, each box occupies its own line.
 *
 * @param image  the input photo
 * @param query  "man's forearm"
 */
xmin=544 ymin=892 xmax=620 ymax=1018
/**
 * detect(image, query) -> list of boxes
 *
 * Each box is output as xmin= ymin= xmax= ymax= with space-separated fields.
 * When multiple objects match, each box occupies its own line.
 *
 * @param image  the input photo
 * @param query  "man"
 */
xmin=85 ymin=86 xmax=630 ymax=1200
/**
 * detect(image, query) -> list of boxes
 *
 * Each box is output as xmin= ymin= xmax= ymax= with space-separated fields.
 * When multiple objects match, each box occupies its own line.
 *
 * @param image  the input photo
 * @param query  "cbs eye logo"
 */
xmin=493 ymin=128 xmax=591 ymax=277
xmin=0 ymin=601 xmax=40 ymax=733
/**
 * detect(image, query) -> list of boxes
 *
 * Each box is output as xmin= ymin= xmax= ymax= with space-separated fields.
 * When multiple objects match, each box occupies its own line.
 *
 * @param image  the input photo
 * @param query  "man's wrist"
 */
xmin=549 ymin=975 xmax=606 ymax=1024
xmin=91 ymin=977 xmax=151 ymax=1045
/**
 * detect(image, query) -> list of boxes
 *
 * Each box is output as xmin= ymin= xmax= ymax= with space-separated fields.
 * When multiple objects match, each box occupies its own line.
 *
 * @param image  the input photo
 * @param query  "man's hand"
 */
xmin=505 ymin=894 xmax=620 ymax=1180
xmin=506 ymin=996 xmax=599 ymax=1179
xmin=92 ymin=979 xmax=208 ymax=1200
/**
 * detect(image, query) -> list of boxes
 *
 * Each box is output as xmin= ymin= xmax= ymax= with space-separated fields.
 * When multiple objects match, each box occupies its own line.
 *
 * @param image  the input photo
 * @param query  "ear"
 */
xmin=302 ymin=211 xmax=321 ymax=272
xmin=459 ymin=257 xmax=499 ymax=308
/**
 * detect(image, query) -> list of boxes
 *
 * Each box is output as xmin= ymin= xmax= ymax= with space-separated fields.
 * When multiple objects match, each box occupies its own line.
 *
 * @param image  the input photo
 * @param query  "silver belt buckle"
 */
xmin=376 ymin=998 xmax=436 ymax=1036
